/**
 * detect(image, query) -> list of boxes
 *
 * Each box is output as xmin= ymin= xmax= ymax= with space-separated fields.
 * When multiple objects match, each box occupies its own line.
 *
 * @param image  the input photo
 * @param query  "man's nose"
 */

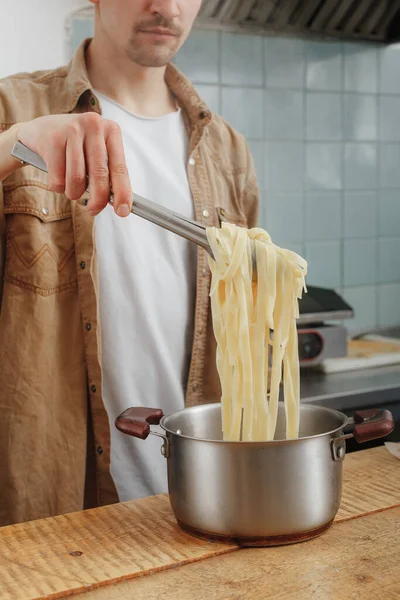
xmin=148 ymin=0 xmax=180 ymax=21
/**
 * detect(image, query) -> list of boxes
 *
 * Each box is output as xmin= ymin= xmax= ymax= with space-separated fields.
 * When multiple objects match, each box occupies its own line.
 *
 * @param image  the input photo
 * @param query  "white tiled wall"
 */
xmin=173 ymin=30 xmax=400 ymax=334
xmin=70 ymin=21 xmax=400 ymax=334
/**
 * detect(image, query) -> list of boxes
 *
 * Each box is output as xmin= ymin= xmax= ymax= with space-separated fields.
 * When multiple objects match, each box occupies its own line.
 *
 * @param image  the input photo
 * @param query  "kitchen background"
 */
xmin=2 ymin=0 xmax=400 ymax=336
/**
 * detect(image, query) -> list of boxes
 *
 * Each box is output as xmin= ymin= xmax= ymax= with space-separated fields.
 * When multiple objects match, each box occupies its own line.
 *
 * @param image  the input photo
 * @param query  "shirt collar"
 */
xmin=61 ymin=38 xmax=213 ymax=129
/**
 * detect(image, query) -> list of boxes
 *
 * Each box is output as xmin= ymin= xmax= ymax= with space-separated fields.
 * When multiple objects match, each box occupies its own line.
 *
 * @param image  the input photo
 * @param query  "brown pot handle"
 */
xmin=353 ymin=409 xmax=394 ymax=443
xmin=115 ymin=407 xmax=164 ymax=440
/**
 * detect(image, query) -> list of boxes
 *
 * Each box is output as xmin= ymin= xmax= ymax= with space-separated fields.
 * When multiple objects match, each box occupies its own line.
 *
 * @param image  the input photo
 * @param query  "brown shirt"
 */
xmin=0 ymin=39 xmax=259 ymax=526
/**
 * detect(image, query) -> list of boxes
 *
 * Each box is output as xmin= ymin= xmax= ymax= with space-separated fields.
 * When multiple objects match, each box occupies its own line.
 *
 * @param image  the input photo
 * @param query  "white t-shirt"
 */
xmin=94 ymin=91 xmax=197 ymax=501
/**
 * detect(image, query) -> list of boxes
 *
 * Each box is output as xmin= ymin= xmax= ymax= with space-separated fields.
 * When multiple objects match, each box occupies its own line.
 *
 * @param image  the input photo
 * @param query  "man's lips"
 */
xmin=137 ymin=28 xmax=178 ymax=37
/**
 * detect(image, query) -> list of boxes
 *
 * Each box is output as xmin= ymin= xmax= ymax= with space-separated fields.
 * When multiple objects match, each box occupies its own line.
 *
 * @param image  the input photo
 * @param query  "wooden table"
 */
xmin=1 ymin=447 xmax=399 ymax=600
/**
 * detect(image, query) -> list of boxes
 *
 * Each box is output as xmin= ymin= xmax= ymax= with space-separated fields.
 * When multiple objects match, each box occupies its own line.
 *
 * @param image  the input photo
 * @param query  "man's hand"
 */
xmin=17 ymin=113 xmax=132 ymax=217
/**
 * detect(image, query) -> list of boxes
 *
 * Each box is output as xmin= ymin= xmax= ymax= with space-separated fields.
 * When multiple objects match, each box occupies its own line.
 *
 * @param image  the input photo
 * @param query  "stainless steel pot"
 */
xmin=115 ymin=403 xmax=394 ymax=546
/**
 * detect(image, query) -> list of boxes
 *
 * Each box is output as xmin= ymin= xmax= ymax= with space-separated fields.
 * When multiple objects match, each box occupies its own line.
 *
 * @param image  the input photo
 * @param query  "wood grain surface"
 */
xmin=0 ymin=495 xmax=236 ymax=600
xmin=0 ymin=447 xmax=398 ymax=600
xmin=81 ymin=506 xmax=400 ymax=600
xmin=348 ymin=339 xmax=400 ymax=357
xmin=337 ymin=446 xmax=400 ymax=520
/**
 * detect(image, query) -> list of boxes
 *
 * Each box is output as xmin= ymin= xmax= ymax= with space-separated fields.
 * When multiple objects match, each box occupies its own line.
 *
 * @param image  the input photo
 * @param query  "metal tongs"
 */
xmin=11 ymin=141 xmax=257 ymax=275
xmin=11 ymin=141 xmax=214 ymax=257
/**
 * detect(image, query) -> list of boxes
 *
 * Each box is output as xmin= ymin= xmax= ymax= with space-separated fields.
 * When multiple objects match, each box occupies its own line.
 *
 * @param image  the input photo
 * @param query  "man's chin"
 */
xmin=127 ymin=43 xmax=180 ymax=68
xmin=136 ymin=56 xmax=174 ymax=68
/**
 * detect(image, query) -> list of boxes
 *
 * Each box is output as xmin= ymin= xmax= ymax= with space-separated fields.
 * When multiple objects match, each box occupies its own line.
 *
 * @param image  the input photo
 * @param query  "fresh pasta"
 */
xmin=206 ymin=222 xmax=307 ymax=442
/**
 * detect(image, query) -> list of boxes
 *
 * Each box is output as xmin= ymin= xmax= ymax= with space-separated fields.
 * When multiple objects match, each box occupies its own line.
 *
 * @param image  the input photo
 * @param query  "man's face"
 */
xmin=91 ymin=0 xmax=202 ymax=67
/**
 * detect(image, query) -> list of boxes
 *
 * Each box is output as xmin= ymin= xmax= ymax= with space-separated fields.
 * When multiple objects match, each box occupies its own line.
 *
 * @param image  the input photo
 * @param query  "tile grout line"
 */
xmin=340 ymin=40 xmax=346 ymax=295
xmin=376 ymin=45 xmax=382 ymax=328
xmin=302 ymin=38 xmax=307 ymax=260
xmin=263 ymin=36 xmax=268 ymax=222
xmin=261 ymin=35 xmax=266 ymax=229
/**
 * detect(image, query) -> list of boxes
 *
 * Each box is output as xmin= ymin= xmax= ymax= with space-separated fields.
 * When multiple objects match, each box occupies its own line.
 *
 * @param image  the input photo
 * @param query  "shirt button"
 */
xmin=80 ymin=261 xmax=86 ymax=270
xmin=86 ymin=323 xmax=92 ymax=331
xmin=91 ymin=384 xmax=97 ymax=393
xmin=82 ymin=199 xmax=88 ymax=206
xmin=192 ymin=383 xmax=198 ymax=392
xmin=199 ymin=327 xmax=204 ymax=335
xmin=97 ymin=446 xmax=104 ymax=455
xmin=42 ymin=207 xmax=49 ymax=216
xmin=90 ymin=96 xmax=97 ymax=107
xmin=202 ymin=209 xmax=209 ymax=218
xmin=188 ymin=157 xmax=195 ymax=166
xmin=202 ymin=268 xmax=207 ymax=277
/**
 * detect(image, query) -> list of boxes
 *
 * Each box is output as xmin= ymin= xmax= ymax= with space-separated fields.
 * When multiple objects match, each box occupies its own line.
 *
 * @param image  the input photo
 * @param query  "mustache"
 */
xmin=135 ymin=15 xmax=183 ymax=36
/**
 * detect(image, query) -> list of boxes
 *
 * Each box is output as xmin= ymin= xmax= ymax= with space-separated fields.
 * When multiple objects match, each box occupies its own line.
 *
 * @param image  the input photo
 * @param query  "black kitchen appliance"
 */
xmin=297 ymin=286 xmax=354 ymax=366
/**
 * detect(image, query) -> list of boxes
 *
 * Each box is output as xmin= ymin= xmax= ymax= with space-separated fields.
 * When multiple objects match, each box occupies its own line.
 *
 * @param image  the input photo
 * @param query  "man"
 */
xmin=0 ymin=0 xmax=259 ymax=526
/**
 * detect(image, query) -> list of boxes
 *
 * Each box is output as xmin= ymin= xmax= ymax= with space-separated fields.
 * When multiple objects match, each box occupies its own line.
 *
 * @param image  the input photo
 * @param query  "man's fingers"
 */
xmin=65 ymin=128 xmax=87 ymax=201
xmin=46 ymin=132 xmax=67 ymax=194
xmin=105 ymin=121 xmax=132 ymax=218
xmin=85 ymin=131 xmax=111 ymax=216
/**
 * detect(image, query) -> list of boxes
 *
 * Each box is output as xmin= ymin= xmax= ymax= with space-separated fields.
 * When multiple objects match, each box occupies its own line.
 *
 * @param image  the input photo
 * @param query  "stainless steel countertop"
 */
xmin=300 ymin=364 xmax=400 ymax=410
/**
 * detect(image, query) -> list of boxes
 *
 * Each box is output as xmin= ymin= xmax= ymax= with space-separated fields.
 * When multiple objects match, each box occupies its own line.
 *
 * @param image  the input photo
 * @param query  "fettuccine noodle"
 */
xmin=206 ymin=222 xmax=307 ymax=442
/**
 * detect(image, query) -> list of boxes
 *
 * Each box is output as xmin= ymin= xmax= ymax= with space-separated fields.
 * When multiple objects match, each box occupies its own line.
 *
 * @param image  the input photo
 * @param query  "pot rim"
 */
xmin=159 ymin=402 xmax=350 ymax=445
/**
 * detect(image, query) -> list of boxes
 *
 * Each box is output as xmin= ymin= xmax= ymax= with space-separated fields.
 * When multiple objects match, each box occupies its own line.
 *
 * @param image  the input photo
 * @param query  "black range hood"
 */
xmin=197 ymin=0 xmax=400 ymax=44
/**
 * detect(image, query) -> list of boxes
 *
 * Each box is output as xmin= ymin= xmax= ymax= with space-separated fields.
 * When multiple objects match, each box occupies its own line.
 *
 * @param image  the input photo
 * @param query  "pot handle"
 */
xmin=115 ymin=407 xmax=164 ymax=440
xmin=332 ymin=408 xmax=394 ymax=462
xmin=351 ymin=409 xmax=394 ymax=443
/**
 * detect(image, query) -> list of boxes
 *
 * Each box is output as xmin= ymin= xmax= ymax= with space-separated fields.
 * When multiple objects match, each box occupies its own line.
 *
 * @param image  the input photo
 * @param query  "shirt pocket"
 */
xmin=3 ymin=182 xmax=77 ymax=296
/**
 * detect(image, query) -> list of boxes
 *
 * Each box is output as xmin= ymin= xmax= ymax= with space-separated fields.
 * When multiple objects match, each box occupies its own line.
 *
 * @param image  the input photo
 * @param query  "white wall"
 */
xmin=0 ymin=0 xmax=75 ymax=78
